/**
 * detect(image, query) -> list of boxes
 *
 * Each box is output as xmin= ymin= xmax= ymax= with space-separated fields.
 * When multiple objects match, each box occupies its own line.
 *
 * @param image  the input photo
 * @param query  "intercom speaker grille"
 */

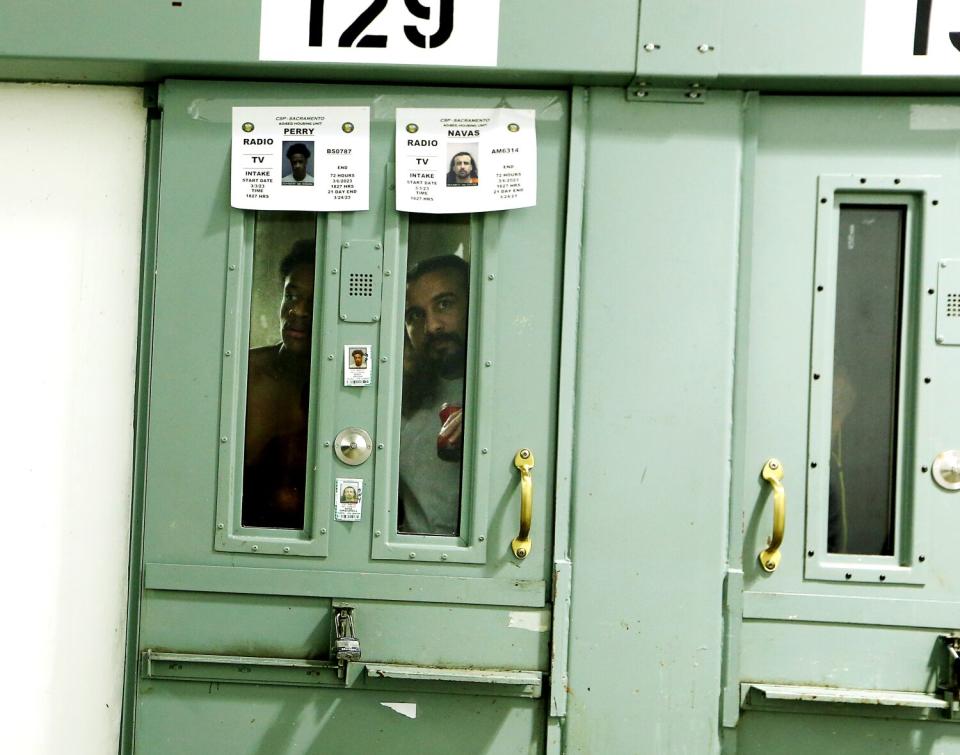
xmin=348 ymin=273 xmax=375 ymax=297
xmin=948 ymin=293 xmax=960 ymax=317
xmin=338 ymin=239 xmax=383 ymax=322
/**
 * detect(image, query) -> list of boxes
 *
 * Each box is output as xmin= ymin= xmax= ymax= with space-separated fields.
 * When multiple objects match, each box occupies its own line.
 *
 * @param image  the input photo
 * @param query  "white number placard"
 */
xmin=395 ymin=108 xmax=537 ymax=214
xmin=260 ymin=0 xmax=501 ymax=67
xmin=863 ymin=0 xmax=960 ymax=75
xmin=230 ymin=106 xmax=369 ymax=211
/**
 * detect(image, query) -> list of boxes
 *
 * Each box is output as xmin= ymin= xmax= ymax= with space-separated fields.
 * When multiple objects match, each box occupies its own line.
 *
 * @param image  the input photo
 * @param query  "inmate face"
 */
xmin=398 ymin=215 xmax=471 ymax=536
xmin=242 ymin=218 xmax=316 ymax=530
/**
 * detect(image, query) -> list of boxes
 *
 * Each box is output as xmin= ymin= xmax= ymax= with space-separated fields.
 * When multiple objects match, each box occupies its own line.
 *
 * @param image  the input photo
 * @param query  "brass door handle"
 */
xmin=511 ymin=448 xmax=535 ymax=559
xmin=759 ymin=458 xmax=785 ymax=572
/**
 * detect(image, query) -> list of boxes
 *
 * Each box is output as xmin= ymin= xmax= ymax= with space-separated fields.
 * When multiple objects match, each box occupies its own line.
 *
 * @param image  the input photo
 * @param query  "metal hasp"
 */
xmin=932 ymin=450 xmax=960 ymax=491
xmin=511 ymin=448 xmax=535 ymax=559
xmin=333 ymin=606 xmax=361 ymax=679
xmin=759 ymin=459 xmax=785 ymax=572
xmin=334 ymin=427 xmax=373 ymax=466
xmin=938 ymin=634 xmax=960 ymax=717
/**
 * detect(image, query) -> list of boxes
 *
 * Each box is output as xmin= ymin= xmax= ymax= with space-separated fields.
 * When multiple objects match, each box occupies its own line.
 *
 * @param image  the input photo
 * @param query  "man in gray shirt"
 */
xmin=399 ymin=255 xmax=469 ymax=535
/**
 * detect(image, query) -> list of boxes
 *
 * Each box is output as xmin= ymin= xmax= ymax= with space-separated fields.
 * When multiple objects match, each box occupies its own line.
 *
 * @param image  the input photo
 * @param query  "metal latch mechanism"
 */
xmin=333 ymin=606 xmax=361 ymax=678
xmin=938 ymin=634 xmax=960 ymax=717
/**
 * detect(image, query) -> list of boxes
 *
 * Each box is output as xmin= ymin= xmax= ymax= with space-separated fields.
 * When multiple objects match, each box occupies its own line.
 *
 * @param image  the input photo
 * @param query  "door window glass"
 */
xmin=241 ymin=213 xmax=317 ymax=529
xmin=398 ymin=214 xmax=471 ymax=536
xmin=828 ymin=205 xmax=906 ymax=555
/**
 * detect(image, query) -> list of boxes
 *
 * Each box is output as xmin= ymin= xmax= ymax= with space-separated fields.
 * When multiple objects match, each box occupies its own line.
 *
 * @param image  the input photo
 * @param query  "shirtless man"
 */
xmin=242 ymin=239 xmax=315 ymax=528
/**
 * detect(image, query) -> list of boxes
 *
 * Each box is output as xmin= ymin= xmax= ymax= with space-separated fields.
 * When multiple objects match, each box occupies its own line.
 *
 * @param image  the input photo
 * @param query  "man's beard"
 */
xmin=425 ymin=333 xmax=466 ymax=378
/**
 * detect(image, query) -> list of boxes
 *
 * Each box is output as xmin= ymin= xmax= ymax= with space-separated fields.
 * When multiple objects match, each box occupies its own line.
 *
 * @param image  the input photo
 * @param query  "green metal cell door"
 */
xmin=729 ymin=96 xmax=960 ymax=750
xmin=130 ymin=80 xmax=569 ymax=754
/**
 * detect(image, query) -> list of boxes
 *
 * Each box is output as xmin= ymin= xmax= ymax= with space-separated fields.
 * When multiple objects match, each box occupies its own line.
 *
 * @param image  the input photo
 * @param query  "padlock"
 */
xmin=335 ymin=635 xmax=362 ymax=662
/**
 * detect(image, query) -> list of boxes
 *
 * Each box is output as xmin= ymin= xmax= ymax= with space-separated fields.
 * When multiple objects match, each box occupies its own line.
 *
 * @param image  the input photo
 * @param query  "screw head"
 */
xmin=697 ymin=43 xmax=712 ymax=53
xmin=343 ymin=242 xmax=350 ymax=249
xmin=229 ymin=264 xmax=237 ymax=271
xmin=217 ymin=523 xmax=224 ymax=529
xmin=380 ymin=356 xmax=388 ymax=362
xmin=644 ymin=42 xmax=657 ymax=51
xmin=485 ymin=360 xmax=492 ymax=367
xmin=283 ymin=546 xmax=290 ymax=553
xmin=251 ymin=545 xmax=259 ymax=552
xmin=517 ymin=549 xmax=527 ymax=558
xmin=937 ymin=335 xmax=945 ymax=343
xmin=481 ymin=448 xmax=488 ymax=454
xmin=220 ymin=436 xmax=228 ymax=443
xmin=488 ymin=274 xmax=495 ymax=281
xmin=478 ymin=536 xmax=485 ymax=542
xmin=385 ymin=270 xmax=392 ymax=277
xmin=441 ymin=554 xmax=448 ymax=561
xmin=320 ymin=528 xmax=327 ymax=535
xmin=769 ymin=461 xmax=779 ymax=470
xmin=331 ymin=268 xmax=338 ymax=274
xmin=375 ymin=243 xmax=382 ymax=250
xmin=409 ymin=552 xmax=416 ymax=559
xmin=375 ymin=530 xmax=381 ymax=538
xmin=520 ymin=449 xmax=531 ymax=459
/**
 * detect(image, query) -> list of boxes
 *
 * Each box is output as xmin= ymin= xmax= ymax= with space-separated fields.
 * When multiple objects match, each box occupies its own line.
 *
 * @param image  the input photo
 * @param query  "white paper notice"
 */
xmin=231 ymin=107 xmax=369 ymax=211
xmin=335 ymin=478 xmax=363 ymax=522
xmin=395 ymin=108 xmax=536 ymax=214
xmin=344 ymin=345 xmax=372 ymax=387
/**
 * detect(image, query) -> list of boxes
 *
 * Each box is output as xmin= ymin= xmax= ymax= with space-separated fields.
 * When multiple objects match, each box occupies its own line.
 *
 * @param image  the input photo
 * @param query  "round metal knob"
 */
xmin=334 ymin=427 xmax=373 ymax=466
xmin=932 ymin=450 xmax=960 ymax=490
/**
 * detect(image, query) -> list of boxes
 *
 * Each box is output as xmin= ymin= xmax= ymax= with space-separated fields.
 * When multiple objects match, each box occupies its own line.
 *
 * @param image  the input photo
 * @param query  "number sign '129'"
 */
xmin=260 ymin=0 xmax=501 ymax=67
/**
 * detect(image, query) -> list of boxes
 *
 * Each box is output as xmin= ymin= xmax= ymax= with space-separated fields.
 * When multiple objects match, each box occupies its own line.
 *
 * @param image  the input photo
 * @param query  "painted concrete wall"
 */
xmin=0 ymin=83 xmax=146 ymax=754
xmin=565 ymin=89 xmax=744 ymax=754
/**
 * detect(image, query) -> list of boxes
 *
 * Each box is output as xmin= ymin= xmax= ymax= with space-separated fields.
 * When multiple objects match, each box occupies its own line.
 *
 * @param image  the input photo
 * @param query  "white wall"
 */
xmin=0 ymin=83 xmax=146 ymax=754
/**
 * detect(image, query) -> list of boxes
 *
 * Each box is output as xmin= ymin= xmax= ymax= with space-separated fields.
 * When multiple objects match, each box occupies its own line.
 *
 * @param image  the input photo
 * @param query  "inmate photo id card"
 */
xmin=231 ymin=106 xmax=369 ymax=211
xmin=395 ymin=108 xmax=537 ymax=214
xmin=343 ymin=345 xmax=372 ymax=387
xmin=335 ymin=478 xmax=363 ymax=522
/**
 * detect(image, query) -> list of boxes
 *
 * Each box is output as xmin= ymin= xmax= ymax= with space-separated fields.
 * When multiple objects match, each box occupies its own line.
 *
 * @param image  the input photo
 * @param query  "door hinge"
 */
xmin=626 ymin=80 xmax=707 ymax=103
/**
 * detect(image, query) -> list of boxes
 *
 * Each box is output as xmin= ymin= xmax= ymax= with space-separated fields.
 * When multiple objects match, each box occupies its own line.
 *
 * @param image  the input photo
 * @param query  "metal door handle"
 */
xmin=511 ymin=448 xmax=535 ymax=559
xmin=759 ymin=458 xmax=785 ymax=572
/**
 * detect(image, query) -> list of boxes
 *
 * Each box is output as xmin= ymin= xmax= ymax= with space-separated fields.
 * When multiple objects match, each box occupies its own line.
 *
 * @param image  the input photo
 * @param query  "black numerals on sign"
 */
xmin=309 ymin=0 xmax=326 ymax=47
xmin=914 ymin=0 xmax=960 ymax=55
xmin=404 ymin=0 xmax=454 ymax=48
xmin=340 ymin=0 xmax=388 ymax=48
xmin=308 ymin=0 xmax=455 ymax=49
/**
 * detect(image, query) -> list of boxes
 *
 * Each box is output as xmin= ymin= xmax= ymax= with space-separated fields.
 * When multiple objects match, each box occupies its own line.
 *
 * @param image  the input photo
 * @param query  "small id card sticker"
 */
xmin=335 ymin=478 xmax=363 ymax=521
xmin=344 ymin=345 xmax=372 ymax=386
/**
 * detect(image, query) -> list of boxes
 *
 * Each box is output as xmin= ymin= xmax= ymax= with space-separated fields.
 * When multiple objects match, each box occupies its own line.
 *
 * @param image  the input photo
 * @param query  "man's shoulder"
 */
xmin=248 ymin=345 xmax=281 ymax=375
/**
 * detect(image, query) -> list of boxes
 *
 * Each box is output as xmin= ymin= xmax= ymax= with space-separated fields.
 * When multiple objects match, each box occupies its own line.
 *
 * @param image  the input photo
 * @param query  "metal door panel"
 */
xmin=732 ymin=96 xmax=960 ymax=724
xmin=134 ymin=79 xmax=567 ymax=752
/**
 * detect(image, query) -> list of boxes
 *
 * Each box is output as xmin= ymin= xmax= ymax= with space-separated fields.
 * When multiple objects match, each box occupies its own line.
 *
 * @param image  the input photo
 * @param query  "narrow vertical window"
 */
xmin=828 ymin=205 xmax=906 ymax=555
xmin=397 ymin=214 xmax=471 ymax=536
xmin=241 ymin=214 xmax=317 ymax=529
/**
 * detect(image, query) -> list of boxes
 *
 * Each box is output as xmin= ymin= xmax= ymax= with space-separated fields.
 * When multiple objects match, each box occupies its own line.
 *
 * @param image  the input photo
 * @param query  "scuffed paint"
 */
xmin=508 ymin=611 xmax=549 ymax=632
xmin=381 ymin=702 xmax=417 ymax=719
